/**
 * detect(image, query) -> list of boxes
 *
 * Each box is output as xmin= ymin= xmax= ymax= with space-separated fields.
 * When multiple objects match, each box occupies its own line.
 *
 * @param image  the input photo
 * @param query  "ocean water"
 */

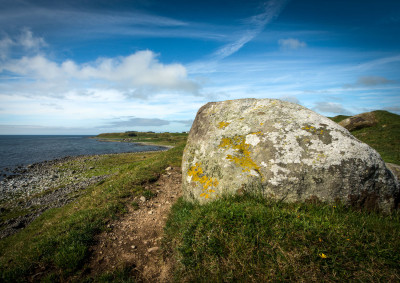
xmin=0 ymin=135 xmax=165 ymax=175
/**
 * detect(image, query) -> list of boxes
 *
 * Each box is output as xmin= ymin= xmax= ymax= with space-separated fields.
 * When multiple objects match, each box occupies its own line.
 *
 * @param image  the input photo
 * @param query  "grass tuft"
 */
xmin=163 ymin=194 xmax=400 ymax=282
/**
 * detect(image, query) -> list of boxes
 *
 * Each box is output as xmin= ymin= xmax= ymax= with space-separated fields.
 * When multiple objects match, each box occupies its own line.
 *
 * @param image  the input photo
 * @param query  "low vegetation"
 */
xmin=0 ymin=111 xmax=399 ymax=282
xmin=163 ymin=195 xmax=400 ymax=281
xmin=330 ymin=110 xmax=400 ymax=165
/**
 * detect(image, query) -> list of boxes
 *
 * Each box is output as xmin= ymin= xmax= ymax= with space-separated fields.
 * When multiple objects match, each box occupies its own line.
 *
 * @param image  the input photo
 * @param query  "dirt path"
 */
xmin=87 ymin=166 xmax=182 ymax=282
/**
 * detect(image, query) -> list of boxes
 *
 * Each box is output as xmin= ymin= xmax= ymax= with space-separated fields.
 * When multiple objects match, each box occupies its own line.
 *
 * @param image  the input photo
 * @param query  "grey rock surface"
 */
xmin=182 ymin=98 xmax=399 ymax=212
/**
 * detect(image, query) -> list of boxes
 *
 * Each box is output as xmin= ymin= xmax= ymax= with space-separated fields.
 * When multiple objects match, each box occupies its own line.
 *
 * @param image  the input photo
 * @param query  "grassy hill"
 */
xmin=330 ymin=110 xmax=400 ymax=165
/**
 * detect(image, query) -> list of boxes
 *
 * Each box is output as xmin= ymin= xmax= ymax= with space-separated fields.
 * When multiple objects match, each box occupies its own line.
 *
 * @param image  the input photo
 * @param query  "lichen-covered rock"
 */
xmin=339 ymin=112 xmax=377 ymax=131
xmin=182 ymin=98 xmax=399 ymax=212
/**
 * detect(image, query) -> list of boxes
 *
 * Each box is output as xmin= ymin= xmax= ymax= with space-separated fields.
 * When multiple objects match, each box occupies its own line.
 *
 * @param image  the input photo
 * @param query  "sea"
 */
xmin=0 ymin=135 xmax=166 ymax=178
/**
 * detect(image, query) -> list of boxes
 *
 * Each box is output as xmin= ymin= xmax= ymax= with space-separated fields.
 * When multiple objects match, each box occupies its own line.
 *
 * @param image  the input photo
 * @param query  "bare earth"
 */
xmin=87 ymin=166 xmax=182 ymax=282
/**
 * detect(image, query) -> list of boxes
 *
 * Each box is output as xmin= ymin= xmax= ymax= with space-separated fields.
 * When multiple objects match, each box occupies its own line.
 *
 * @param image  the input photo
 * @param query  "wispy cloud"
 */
xmin=172 ymin=119 xmax=194 ymax=127
xmin=0 ymin=3 xmax=227 ymax=42
xmin=0 ymin=28 xmax=46 ymax=59
xmin=210 ymin=0 xmax=291 ymax=61
xmin=353 ymin=55 xmax=400 ymax=71
xmin=278 ymin=38 xmax=307 ymax=49
xmin=102 ymin=117 xmax=170 ymax=128
xmin=100 ymin=117 xmax=194 ymax=129
xmin=343 ymin=76 xmax=396 ymax=88
xmin=0 ymin=124 xmax=96 ymax=135
xmin=313 ymin=102 xmax=352 ymax=115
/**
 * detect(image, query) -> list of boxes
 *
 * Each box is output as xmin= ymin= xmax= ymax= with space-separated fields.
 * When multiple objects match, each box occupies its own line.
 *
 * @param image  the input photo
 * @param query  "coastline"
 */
xmin=93 ymin=137 xmax=175 ymax=149
xmin=0 ymin=137 xmax=171 ymax=181
xmin=0 ymin=146 xmax=171 ymax=240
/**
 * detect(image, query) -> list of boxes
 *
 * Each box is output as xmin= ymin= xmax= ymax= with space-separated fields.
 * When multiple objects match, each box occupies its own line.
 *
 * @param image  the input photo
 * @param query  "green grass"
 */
xmin=329 ymin=114 xmax=351 ymax=123
xmin=350 ymin=111 xmax=400 ymax=164
xmin=163 ymin=195 xmax=400 ymax=282
xmin=0 ymin=143 xmax=185 ymax=282
xmin=96 ymin=131 xmax=188 ymax=146
xmin=331 ymin=110 xmax=400 ymax=165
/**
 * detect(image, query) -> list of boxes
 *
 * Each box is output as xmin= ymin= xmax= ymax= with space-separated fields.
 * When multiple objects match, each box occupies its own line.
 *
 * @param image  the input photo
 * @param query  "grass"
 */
xmin=163 ymin=194 xmax=400 ymax=282
xmin=331 ymin=110 xmax=400 ymax=165
xmin=0 ymin=143 xmax=185 ymax=282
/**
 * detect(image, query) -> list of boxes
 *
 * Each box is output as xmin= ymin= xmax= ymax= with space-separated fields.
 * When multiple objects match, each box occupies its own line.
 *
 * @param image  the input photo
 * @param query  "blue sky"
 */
xmin=0 ymin=0 xmax=399 ymax=134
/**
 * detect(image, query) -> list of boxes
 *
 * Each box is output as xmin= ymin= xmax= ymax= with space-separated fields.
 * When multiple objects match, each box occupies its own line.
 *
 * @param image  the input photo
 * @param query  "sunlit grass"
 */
xmin=163 ymin=195 xmax=400 ymax=282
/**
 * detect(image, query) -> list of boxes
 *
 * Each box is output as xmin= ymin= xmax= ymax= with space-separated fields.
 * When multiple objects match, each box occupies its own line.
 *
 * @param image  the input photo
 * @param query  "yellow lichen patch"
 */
xmin=218 ymin=121 xmax=231 ymax=129
xmin=187 ymin=162 xmax=219 ymax=199
xmin=302 ymin=125 xmax=324 ymax=135
xmin=218 ymin=135 xmax=261 ymax=176
xmin=316 ymin=153 xmax=327 ymax=161
xmin=249 ymin=131 xmax=263 ymax=136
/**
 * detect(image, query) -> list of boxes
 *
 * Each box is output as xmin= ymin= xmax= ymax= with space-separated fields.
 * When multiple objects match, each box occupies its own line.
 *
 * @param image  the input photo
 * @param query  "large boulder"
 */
xmin=338 ymin=112 xmax=377 ymax=131
xmin=182 ymin=98 xmax=399 ymax=212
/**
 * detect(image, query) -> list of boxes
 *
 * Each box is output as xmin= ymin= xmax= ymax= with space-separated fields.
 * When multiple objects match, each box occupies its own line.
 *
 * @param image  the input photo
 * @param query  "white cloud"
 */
xmin=17 ymin=28 xmax=46 ymax=50
xmin=0 ymin=28 xmax=46 ymax=60
xmin=278 ymin=38 xmax=307 ymax=49
xmin=1 ymin=50 xmax=200 ymax=97
xmin=313 ymin=102 xmax=352 ymax=115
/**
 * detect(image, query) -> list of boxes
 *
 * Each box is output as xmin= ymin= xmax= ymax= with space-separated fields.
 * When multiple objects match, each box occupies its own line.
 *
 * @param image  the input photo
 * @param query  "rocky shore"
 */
xmin=0 ymin=155 xmax=111 ymax=239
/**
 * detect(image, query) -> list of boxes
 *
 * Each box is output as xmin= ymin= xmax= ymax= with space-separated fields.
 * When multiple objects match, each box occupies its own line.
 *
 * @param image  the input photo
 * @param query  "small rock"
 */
xmin=140 ymin=196 xmax=146 ymax=202
xmin=147 ymin=247 xmax=159 ymax=253
xmin=131 ymin=245 xmax=137 ymax=249
xmin=165 ymin=167 xmax=172 ymax=171
xmin=148 ymin=210 xmax=153 ymax=215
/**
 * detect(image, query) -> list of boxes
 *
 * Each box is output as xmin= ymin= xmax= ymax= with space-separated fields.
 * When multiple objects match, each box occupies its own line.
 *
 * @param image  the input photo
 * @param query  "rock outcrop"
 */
xmin=182 ymin=99 xmax=399 ymax=212
xmin=339 ymin=112 xmax=377 ymax=131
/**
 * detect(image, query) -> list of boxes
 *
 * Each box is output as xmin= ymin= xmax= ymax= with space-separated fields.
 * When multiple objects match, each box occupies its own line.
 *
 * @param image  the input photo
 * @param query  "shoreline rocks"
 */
xmin=0 ymin=155 xmax=110 ymax=239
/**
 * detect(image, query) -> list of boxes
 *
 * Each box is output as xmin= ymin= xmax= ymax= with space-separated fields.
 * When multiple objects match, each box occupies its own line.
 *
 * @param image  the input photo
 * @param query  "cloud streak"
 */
xmin=210 ymin=0 xmax=291 ymax=61
xmin=343 ymin=76 xmax=396 ymax=88
xmin=103 ymin=117 xmax=170 ymax=128
xmin=354 ymin=55 xmax=400 ymax=71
